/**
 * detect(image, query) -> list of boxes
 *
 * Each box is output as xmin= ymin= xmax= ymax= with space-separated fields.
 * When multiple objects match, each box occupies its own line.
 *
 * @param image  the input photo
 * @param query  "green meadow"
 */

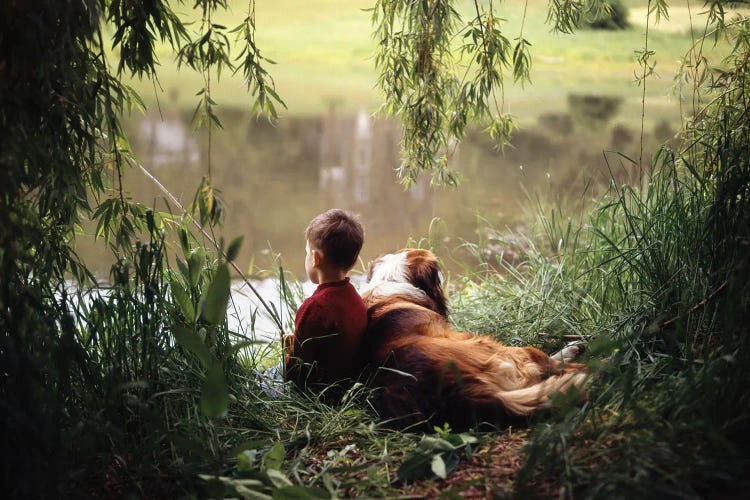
xmin=124 ymin=0 xmax=724 ymax=125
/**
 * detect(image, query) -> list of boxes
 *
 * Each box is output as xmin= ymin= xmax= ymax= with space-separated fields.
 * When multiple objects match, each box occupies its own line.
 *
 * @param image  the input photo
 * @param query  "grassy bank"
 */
xmin=153 ymin=115 xmax=749 ymax=497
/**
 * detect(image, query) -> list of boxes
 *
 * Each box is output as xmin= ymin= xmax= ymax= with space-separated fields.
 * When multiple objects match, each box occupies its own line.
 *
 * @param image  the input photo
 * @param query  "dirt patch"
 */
xmin=393 ymin=430 xmax=530 ymax=499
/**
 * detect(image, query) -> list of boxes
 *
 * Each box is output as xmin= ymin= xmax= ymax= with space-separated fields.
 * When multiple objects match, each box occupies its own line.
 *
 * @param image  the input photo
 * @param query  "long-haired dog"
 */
xmin=360 ymin=248 xmax=586 ymax=430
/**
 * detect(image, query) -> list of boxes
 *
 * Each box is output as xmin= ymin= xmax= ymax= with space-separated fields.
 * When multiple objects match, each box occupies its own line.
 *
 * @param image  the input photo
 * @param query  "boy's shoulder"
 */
xmin=295 ymin=281 xmax=366 ymax=326
xmin=316 ymin=279 xmax=363 ymax=298
xmin=310 ymin=280 xmax=366 ymax=308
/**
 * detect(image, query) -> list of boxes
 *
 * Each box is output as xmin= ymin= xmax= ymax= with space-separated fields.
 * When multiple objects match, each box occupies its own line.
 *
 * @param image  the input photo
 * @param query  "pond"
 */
xmin=78 ymin=97 xmax=678 ymax=281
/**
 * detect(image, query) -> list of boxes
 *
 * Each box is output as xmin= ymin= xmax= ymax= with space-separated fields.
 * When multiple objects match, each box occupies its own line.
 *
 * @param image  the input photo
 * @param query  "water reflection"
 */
xmin=140 ymin=116 xmax=200 ymax=166
xmin=77 ymin=99 xmax=676 ymax=279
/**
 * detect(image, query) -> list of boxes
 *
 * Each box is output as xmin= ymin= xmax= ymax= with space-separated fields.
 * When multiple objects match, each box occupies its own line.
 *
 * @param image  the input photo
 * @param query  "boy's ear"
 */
xmin=312 ymin=248 xmax=323 ymax=267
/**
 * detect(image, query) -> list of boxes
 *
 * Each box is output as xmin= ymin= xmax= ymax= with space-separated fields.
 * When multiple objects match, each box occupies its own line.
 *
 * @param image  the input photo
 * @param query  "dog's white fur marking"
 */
xmin=362 ymin=281 xmax=429 ymax=302
xmin=361 ymin=252 xmax=430 ymax=302
xmin=369 ymin=252 xmax=409 ymax=285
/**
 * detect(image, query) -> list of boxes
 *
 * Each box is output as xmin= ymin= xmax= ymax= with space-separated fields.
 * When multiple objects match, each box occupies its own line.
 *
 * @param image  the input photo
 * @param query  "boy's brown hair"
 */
xmin=306 ymin=209 xmax=364 ymax=270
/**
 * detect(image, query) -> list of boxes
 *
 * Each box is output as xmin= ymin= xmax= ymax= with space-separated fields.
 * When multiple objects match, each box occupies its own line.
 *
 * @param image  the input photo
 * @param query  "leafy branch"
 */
xmin=372 ymin=0 xmax=516 ymax=187
xmin=372 ymin=0 xmax=613 ymax=187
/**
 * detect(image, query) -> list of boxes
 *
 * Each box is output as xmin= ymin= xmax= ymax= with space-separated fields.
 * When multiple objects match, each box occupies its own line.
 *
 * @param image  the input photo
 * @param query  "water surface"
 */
xmin=79 ymin=101 xmax=676 ymax=278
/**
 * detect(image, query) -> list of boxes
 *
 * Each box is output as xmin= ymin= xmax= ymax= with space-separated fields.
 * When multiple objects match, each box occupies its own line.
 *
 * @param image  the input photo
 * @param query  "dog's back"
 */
xmin=362 ymin=249 xmax=587 ymax=430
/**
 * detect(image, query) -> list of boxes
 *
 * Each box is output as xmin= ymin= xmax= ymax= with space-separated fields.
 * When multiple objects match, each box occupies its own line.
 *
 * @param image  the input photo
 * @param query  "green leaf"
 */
xmin=188 ymin=249 xmax=203 ymax=287
xmin=265 ymin=468 xmax=292 ymax=488
xmin=200 ymin=361 xmax=230 ymax=418
xmin=201 ymin=264 xmax=230 ymax=325
xmin=176 ymin=257 xmax=190 ymax=283
xmin=263 ymin=442 xmax=286 ymax=472
xmin=444 ymin=432 xmax=478 ymax=448
xmin=396 ymin=452 xmax=431 ymax=481
xmin=430 ymin=454 xmax=447 ymax=479
xmin=236 ymin=449 xmax=258 ymax=472
xmin=419 ymin=436 xmax=456 ymax=452
xmin=226 ymin=235 xmax=243 ymax=262
xmin=179 ymin=227 xmax=190 ymax=257
xmin=441 ymin=451 xmax=462 ymax=477
xmin=172 ymin=324 xmax=212 ymax=367
xmin=170 ymin=277 xmax=195 ymax=323
xmin=232 ymin=439 xmax=270 ymax=456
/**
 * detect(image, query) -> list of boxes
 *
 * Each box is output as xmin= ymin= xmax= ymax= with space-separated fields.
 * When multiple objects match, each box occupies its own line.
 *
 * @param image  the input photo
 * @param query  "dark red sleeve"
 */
xmin=287 ymin=298 xmax=325 ymax=367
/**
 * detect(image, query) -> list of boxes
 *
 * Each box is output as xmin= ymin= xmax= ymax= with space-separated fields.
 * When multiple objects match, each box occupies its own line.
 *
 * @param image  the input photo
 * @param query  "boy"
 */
xmin=284 ymin=209 xmax=368 ymax=397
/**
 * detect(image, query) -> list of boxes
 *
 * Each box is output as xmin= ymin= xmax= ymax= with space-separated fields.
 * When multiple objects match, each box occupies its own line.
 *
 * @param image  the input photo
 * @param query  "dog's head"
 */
xmin=364 ymin=248 xmax=447 ymax=317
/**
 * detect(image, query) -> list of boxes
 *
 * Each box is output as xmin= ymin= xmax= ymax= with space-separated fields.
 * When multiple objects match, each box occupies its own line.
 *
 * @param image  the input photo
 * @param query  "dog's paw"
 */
xmin=551 ymin=340 xmax=586 ymax=363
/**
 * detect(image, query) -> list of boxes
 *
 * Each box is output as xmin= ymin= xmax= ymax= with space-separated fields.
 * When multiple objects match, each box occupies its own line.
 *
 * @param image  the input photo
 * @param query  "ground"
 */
xmin=296 ymin=430 xmax=532 ymax=498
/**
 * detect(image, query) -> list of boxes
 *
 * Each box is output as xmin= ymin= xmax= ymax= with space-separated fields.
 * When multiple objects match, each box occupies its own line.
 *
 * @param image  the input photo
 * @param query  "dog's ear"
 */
xmin=408 ymin=250 xmax=448 ymax=317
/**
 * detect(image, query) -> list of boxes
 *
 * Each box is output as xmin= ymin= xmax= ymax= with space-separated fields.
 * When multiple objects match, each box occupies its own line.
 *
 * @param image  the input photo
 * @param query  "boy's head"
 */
xmin=305 ymin=209 xmax=364 ymax=274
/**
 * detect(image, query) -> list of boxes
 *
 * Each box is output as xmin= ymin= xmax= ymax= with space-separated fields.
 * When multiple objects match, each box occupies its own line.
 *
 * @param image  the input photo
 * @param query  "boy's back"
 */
xmin=285 ymin=277 xmax=367 ymax=390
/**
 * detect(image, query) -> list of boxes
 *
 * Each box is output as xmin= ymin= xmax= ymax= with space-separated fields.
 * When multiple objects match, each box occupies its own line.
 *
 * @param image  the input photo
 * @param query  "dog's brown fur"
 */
xmin=361 ymin=249 xmax=586 ymax=430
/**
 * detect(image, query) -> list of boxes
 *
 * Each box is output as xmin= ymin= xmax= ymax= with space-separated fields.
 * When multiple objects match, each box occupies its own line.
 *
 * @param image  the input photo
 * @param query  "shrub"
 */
xmin=583 ymin=0 xmax=629 ymax=30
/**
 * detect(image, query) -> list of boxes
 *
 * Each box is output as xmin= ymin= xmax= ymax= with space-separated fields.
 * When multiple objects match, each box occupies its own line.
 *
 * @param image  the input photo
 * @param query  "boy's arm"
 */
xmin=288 ymin=301 xmax=323 ymax=363
xmin=284 ymin=300 xmax=325 ymax=376
xmin=282 ymin=332 xmax=294 ymax=352
xmin=284 ymin=298 xmax=308 ymax=362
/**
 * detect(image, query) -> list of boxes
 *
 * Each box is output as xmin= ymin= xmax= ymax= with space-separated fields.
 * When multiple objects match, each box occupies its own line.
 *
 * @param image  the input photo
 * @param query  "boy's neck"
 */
xmin=315 ymin=268 xmax=348 ymax=285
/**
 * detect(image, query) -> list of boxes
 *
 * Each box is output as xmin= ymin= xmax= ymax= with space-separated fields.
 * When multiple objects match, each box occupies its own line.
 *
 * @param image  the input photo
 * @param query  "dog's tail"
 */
xmin=496 ymin=371 xmax=587 ymax=416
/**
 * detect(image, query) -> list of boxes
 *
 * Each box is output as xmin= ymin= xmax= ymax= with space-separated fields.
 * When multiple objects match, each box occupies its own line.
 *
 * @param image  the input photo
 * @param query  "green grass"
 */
xmin=445 ymin=145 xmax=749 ymax=496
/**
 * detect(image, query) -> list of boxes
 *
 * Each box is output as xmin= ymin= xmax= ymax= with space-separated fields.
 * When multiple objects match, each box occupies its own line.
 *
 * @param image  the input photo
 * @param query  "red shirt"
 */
xmin=285 ymin=278 xmax=368 ymax=390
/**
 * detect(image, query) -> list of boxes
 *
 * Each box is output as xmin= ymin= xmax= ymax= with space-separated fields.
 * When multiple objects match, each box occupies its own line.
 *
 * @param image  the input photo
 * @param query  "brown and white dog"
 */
xmin=360 ymin=248 xmax=586 ymax=430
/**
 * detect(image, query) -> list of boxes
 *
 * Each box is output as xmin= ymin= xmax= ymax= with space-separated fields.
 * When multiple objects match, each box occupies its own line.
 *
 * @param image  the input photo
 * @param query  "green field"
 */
xmin=122 ymin=0 xmax=734 ymax=126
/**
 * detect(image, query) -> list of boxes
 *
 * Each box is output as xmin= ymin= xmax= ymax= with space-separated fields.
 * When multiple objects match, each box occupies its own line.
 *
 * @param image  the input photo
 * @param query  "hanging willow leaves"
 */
xmin=232 ymin=1 xmax=287 ymax=118
xmin=372 ymin=0 xmax=612 ymax=187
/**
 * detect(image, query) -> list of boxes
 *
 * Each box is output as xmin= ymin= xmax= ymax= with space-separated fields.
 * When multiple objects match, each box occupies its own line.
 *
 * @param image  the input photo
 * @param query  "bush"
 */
xmin=567 ymin=94 xmax=623 ymax=130
xmin=583 ymin=0 xmax=629 ymax=30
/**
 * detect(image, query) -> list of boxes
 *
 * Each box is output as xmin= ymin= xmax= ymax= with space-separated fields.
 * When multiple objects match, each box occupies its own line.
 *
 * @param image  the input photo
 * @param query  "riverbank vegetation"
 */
xmin=2 ymin=1 xmax=749 ymax=498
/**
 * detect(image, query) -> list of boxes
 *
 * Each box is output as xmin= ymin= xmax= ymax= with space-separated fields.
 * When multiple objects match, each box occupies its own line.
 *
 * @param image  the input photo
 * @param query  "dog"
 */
xmin=359 ymin=248 xmax=586 ymax=430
